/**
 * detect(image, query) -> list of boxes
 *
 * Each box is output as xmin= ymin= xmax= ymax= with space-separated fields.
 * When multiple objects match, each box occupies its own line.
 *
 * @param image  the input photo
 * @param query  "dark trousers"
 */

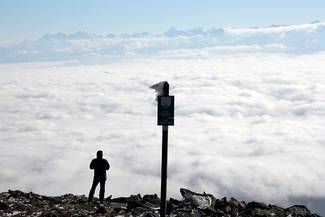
xmin=88 ymin=176 xmax=106 ymax=203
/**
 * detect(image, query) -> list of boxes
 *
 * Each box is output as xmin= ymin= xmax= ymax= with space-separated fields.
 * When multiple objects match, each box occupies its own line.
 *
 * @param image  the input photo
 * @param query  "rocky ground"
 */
xmin=0 ymin=188 xmax=322 ymax=217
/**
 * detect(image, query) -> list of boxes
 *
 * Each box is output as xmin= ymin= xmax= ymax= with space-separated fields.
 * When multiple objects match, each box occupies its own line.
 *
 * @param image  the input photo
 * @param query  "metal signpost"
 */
xmin=151 ymin=81 xmax=174 ymax=217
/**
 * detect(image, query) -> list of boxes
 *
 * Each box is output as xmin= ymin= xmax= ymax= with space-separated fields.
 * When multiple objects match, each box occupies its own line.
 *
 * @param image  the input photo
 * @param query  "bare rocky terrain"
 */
xmin=0 ymin=188 xmax=322 ymax=217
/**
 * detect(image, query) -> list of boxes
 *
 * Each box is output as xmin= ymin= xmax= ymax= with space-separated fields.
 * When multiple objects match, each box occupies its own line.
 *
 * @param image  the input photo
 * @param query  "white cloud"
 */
xmin=0 ymin=52 xmax=324 ymax=215
xmin=224 ymin=22 xmax=325 ymax=35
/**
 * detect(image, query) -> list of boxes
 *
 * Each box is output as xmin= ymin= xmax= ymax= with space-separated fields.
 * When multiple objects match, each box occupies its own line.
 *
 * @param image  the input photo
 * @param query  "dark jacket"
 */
xmin=90 ymin=158 xmax=110 ymax=179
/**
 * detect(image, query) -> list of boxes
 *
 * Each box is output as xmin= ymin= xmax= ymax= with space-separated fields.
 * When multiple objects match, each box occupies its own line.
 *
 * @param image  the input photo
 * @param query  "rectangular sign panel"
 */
xmin=158 ymin=96 xmax=174 ymax=126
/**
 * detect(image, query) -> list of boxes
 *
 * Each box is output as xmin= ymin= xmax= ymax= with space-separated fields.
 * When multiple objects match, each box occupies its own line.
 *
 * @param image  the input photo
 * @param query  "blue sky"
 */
xmin=1 ymin=0 xmax=325 ymax=45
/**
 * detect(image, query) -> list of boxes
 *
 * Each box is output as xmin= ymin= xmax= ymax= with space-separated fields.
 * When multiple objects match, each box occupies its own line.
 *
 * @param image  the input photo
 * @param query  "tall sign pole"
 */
xmin=160 ymin=124 xmax=168 ymax=217
xmin=151 ymin=81 xmax=174 ymax=217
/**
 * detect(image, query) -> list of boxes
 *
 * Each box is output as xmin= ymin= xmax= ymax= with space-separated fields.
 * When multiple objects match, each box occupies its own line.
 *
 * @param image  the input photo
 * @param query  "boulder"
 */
xmin=180 ymin=188 xmax=217 ymax=213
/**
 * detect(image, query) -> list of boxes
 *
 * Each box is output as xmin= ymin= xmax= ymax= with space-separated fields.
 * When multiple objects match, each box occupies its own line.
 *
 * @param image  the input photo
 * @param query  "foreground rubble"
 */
xmin=0 ymin=188 xmax=322 ymax=217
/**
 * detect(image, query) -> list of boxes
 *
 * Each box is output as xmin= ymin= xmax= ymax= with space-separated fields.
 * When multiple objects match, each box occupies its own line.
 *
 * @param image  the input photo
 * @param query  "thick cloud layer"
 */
xmin=1 ymin=21 xmax=325 ymax=63
xmin=0 ymin=52 xmax=325 ymax=215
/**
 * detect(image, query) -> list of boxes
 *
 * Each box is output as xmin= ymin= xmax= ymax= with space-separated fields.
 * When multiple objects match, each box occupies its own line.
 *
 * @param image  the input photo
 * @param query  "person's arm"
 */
xmin=90 ymin=159 xmax=95 ymax=169
xmin=105 ymin=160 xmax=110 ymax=170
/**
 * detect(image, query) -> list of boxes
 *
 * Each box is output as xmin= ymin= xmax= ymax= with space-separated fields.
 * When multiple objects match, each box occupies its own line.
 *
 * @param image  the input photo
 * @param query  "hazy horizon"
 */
xmin=1 ymin=0 xmax=325 ymax=45
xmin=0 ymin=19 xmax=323 ymax=46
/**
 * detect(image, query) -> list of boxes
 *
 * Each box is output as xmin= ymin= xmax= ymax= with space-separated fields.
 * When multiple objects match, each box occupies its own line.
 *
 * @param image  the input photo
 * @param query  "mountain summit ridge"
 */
xmin=0 ymin=188 xmax=322 ymax=217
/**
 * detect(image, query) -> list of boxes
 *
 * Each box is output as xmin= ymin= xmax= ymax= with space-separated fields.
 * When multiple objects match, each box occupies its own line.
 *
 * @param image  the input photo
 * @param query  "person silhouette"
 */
xmin=88 ymin=150 xmax=110 ymax=203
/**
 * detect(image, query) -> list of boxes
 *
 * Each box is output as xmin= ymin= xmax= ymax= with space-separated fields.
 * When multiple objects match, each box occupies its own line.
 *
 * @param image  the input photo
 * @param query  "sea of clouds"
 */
xmin=0 ymin=22 xmax=325 ymax=215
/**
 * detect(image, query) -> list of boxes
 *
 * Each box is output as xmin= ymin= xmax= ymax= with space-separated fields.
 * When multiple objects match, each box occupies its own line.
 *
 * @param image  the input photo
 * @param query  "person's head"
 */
xmin=97 ymin=150 xmax=103 ymax=159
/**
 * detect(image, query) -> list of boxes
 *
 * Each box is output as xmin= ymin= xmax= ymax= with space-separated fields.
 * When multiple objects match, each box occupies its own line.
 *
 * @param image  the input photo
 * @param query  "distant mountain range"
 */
xmin=1 ymin=21 xmax=325 ymax=63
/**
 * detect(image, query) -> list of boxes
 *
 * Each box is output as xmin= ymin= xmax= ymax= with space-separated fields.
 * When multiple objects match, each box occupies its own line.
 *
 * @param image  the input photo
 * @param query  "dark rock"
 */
xmin=215 ymin=197 xmax=227 ymax=211
xmin=267 ymin=205 xmax=286 ymax=217
xmin=8 ymin=190 xmax=27 ymax=198
xmin=111 ymin=207 xmax=127 ymax=216
xmin=131 ymin=206 xmax=152 ymax=216
xmin=139 ymin=211 xmax=159 ymax=217
xmin=41 ymin=208 xmax=68 ymax=217
xmin=127 ymin=198 xmax=153 ymax=212
xmin=229 ymin=197 xmax=246 ymax=210
xmin=143 ymin=193 xmax=160 ymax=206
xmin=95 ymin=205 xmax=107 ymax=214
xmin=111 ymin=207 xmax=120 ymax=213
xmin=111 ymin=194 xmax=142 ymax=204
xmin=167 ymin=198 xmax=190 ymax=215
xmin=286 ymin=205 xmax=313 ymax=216
xmin=252 ymin=208 xmax=274 ymax=217
xmin=220 ymin=197 xmax=246 ymax=216
xmin=131 ymin=194 xmax=142 ymax=201
xmin=105 ymin=194 xmax=112 ymax=203
xmin=110 ymin=196 xmax=130 ymax=203
xmin=246 ymin=201 xmax=269 ymax=210
xmin=0 ymin=201 xmax=9 ymax=210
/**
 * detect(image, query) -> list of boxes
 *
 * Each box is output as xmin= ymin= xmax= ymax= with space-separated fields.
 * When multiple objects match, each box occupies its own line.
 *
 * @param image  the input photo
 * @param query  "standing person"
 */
xmin=88 ymin=150 xmax=110 ymax=203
